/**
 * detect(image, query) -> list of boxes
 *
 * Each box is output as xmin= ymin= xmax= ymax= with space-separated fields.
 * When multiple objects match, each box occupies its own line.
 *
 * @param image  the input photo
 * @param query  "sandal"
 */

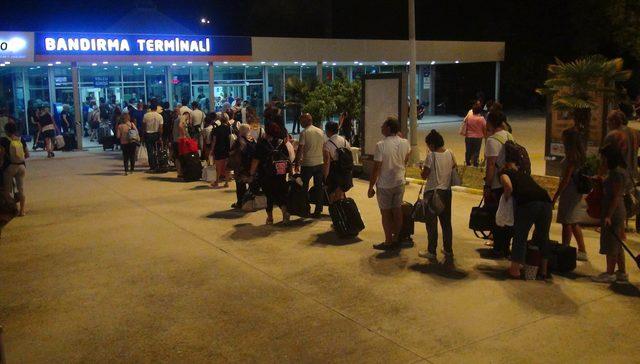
xmin=265 ymin=218 xmax=274 ymax=225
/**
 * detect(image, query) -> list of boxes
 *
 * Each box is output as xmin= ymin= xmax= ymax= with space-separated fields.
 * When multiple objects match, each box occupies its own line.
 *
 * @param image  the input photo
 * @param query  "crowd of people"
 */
xmin=1 ymin=94 xmax=639 ymax=285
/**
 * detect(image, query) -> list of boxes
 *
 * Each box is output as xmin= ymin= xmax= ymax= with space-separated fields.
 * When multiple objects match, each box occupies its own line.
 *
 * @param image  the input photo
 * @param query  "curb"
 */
xmin=405 ymin=177 xmax=483 ymax=195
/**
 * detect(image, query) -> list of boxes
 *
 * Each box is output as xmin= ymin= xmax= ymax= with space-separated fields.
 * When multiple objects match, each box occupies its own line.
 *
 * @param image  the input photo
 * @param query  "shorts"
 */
xmin=42 ymin=129 xmax=56 ymax=140
xmin=376 ymin=184 xmax=405 ymax=210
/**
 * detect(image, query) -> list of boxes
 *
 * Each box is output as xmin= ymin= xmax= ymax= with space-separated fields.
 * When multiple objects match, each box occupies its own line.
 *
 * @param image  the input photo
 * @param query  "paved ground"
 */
xmin=1 ymin=146 xmax=639 ymax=363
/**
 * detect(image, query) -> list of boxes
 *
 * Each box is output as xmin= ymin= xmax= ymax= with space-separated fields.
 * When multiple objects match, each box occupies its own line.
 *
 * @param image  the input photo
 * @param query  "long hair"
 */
xmin=562 ymin=127 xmax=586 ymax=165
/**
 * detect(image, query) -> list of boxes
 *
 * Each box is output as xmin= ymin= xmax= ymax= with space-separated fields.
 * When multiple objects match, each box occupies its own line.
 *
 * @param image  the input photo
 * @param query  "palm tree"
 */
xmin=537 ymin=56 xmax=631 ymax=143
xmin=284 ymin=76 xmax=311 ymax=125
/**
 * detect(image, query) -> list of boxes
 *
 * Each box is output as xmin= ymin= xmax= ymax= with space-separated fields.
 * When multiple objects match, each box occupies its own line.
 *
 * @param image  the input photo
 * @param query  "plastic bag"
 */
xmin=495 ymin=194 xmax=514 ymax=227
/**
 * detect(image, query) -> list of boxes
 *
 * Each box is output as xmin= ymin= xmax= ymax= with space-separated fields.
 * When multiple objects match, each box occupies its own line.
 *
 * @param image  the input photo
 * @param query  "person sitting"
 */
xmin=501 ymin=149 xmax=553 ymax=280
xmin=323 ymin=121 xmax=352 ymax=203
xmin=249 ymin=122 xmax=292 ymax=225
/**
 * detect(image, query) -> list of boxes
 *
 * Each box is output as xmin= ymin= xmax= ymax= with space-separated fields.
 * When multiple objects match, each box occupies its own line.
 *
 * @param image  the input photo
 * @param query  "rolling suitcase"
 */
xmin=155 ymin=144 xmax=170 ymax=173
xmin=398 ymin=202 xmax=415 ymax=243
xmin=287 ymin=177 xmax=311 ymax=217
xmin=102 ymin=136 xmax=116 ymax=151
xmin=63 ymin=133 xmax=77 ymax=151
xmin=547 ymin=241 xmax=576 ymax=273
xmin=181 ymin=152 xmax=203 ymax=181
xmin=326 ymin=190 xmax=365 ymax=237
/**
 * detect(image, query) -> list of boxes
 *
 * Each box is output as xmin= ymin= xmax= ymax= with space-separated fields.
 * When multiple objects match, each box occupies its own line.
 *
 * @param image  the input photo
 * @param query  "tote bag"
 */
xmin=495 ymin=194 xmax=514 ymax=227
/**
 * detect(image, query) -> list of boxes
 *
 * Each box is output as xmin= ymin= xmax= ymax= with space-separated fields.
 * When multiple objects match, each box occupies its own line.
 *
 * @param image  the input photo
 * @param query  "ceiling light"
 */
xmin=0 ymin=64 xmax=4 ymax=67
xmin=294 ymin=61 xmax=299 ymax=64
xmin=91 ymin=63 xmax=97 ymax=66
xmin=114 ymin=66 xmax=118 ymax=69
xmin=322 ymin=61 xmax=327 ymax=65
xmin=332 ymin=62 xmax=337 ymax=66
xmin=4 ymin=62 xmax=10 ymax=65
xmin=201 ymin=18 xmax=206 ymax=23
xmin=47 ymin=63 xmax=53 ymax=66
xmin=260 ymin=61 xmax=266 ymax=64
xmin=187 ymin=61 xmax=192 ymax=64
xmin=382 ymin=61 xmax=388 ymax=65
xmin=455 ymin=60 xmax=460 ymax=64
xmin=242 ymin=63 xmax=247 ymax=66
xmin=302 ymin=63 xmax=306 ymax=66
xmin=102 ymin=61 xmax=108 ymax=64
xmin=358 ymin=63 xmax=363 ymax=66
xmin=354 ymin=61 xmax=359 ymax=64
xmin=430 ymin=61 xmax=436 ymax=65
xmin=36 ymin=66 xmax=40 ymax=69
xmin=103 ymin=68 xmax=108 ymax=70
xmin=146 ymin=61 xmax=152 ymax=64
xmin=274 ymin=63 xmax=279 ymax=66
xmin=55 ymin=61 xmax=61 ymax=65
xmin=223 ymin=61 xmax=228 ymax=64
xmin=133 ymin=63 xmax=139 ymax=66
xmin=406 ymin=61 xmax=410 ymax=65
xmin=172 ymin=63 xmax=177 ymax=66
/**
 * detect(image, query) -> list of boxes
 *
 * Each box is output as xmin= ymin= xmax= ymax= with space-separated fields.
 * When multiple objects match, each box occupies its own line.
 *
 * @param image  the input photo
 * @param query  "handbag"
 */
xmin=411 ymin=182 xmax=429 ymax=223
xmin=469 ymin=197 xmax=495 ymax=239
xmin=450 ymin=152 xmax=462 ymax=186
xmin=136 ymin=145 xmax=148 ymax=163
xmin=202 ymin=165 xmax=217 ymax=182
xmin=495 ymin=194 xmax=514 ymax=227
xmin=458 ymin=119 xmax=467 ymax=136
xmin=426 ymin=154 xmax=446 ymax=216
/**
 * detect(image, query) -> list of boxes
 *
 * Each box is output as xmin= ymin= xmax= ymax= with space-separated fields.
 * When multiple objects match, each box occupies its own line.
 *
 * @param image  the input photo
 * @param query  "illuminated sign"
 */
xmin=0 ymin=32 xmax=34 ymax=62
xmin=34 ymin=32 xmax=251 ymax=59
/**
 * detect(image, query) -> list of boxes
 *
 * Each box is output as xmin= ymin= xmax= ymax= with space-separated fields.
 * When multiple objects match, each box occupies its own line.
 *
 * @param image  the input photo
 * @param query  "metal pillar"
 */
xmin=208 ymin=62 xmax=215 ymax=112
xmin=316 ymin=61 xmax=323 ymax=82
xmin=47 ymin=67 xmax=56 ymax=111
xmin=263 ymin=66 xmax=269 ymax=108
xmin=165 ymin=66 xmax=172 ymax=108
xmin=71 ymin=62 xmax=83 ymax=150
xmin=407 ymin=0 xmax=420 ymax=164
xmin=495 ymin=61 xmax=501 ymax=102
xmin=429 ymin=65 xmax=436 ymax=116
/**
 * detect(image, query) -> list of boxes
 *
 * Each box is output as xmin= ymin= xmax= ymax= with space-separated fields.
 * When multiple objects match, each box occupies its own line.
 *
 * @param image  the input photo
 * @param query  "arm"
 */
xmin=368 ymin=161 xmax=382 ymax=198
xmin=604 ymin=177 xmax=624 ymax=226
xmin=323 ymin=148 xmax=331 ymax=181
xmin=485 ymin=156 xmax=497 ymax=186
xmin=116 ymin=125 xmax=121 ymax=140
xmin=500 ymin=174 xmax=513 ymax=200
xmin=553 ymin=162 xmax=575 ymax=203
xmin=62 ymin=114 xmax=69 ymax=128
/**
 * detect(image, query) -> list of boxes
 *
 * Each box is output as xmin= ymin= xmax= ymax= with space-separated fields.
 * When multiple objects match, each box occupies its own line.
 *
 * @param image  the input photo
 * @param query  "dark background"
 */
xmin=2 ymin=0 xmax=638 ymax=114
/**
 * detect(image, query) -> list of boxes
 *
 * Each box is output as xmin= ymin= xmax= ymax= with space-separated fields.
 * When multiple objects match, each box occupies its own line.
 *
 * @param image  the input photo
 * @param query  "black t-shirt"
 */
xmin=60 ymin=110 xmax=71 ymax=125
xmin=212 ymin=124 xmax=231 ymax=155
xmin=501 ymin=169 xmax=551 ymax=206
xmin=38 ymin=113 xmax=54 ymax=127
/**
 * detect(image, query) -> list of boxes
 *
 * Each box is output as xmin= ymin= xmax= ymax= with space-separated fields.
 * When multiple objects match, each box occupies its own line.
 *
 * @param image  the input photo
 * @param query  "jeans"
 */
xmin=465 ymin=137 xmax=482 ymax=167
xmin=301 ymin=164 xmax=324 ymax=214
xmin=489 ymin=188 xmax=513 ymax=256
xmin=121 ymin=143 xmax=136 ymax=172
xmin=426 ymin=189 xmax=453 ymax=255
xmin=145 ymin=132 xmax=160 ymax=170
xmin=512 ymin=201 xmax=553 ymax=264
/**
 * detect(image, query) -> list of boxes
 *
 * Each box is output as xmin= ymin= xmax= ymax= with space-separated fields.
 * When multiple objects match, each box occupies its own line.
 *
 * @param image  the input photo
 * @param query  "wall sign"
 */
xmin=34 ymin=32 xmax=252 ymax=60
xmin=93 ymin=76 xmax=110 ymax=87
xmin=0 ymin=32 xmax=34 ymax=62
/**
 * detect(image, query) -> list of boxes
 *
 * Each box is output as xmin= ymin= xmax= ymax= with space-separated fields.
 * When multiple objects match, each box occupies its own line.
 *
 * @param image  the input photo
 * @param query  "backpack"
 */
xmin=7 ymin=137 xmax=25 ymax=164
xmin=490 ymin=132 xmax=531 ymax=175
xmin=329 ymin=139 xmax=354 ymax=173
xmin=126 ymin=126 xmax=140 ymax=143
xmin=264 ymin=139 xmax=289 ymax=176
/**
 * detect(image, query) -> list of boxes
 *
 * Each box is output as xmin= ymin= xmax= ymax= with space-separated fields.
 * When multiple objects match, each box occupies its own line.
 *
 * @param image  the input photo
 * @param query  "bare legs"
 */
xmin=562 ymin=223 xmax=586 ymax=253
xmin=381 ymin=207 xmax=402 ymax=244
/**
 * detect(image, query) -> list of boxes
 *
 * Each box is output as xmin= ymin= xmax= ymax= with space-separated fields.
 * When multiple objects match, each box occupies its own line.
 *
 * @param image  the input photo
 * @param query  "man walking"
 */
xmin=142 ymin=103 xmax=163 ymax=171
xmin=294 ymin=113 xmax=326 ymax=217
xmin=368 ymin=117 xmax=411 ymax=250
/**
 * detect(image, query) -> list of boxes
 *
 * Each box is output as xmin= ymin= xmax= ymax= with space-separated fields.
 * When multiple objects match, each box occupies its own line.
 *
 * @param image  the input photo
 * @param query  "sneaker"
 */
xmin=373 ymin=242 xmax=400 ymax=251
xmin=616 ymin=271 xmax=629 ymax=282
xmin=592 ymin=272 xmax=617 ymax=283
xmin=577 ymin=251 xmax=588 ymax=261
xmin=418 ymin=250 xmax=437 ymax=260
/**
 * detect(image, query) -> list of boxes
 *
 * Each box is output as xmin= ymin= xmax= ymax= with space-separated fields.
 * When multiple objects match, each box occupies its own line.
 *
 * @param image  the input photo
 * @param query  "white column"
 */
xmin=408 ymin=0 xmax=420 ymax=163
xmin=316 ymin=61 xmax=323 ymax=82
xmin=208 ymin=62 xmax=215 ymax=112
xmin=495 ymin=61 xmax=501 ymax=102
xmin=429 ymin=65 xmax=436 ymax=116
xmin=71 ymin=62 xmax=83 ymax=150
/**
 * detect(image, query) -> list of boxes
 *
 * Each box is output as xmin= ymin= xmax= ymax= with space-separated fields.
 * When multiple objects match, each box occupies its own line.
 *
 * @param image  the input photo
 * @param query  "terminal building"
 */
xmin=0 ymin=10 xmax=504 ymax=145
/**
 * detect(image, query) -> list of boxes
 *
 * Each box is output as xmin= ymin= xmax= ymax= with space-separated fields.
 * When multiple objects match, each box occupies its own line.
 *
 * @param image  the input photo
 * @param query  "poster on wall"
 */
xmin=361 ymin=74 xmax=406 ymax=156
xmin=0 ymin=32 xmax=34 ymax=62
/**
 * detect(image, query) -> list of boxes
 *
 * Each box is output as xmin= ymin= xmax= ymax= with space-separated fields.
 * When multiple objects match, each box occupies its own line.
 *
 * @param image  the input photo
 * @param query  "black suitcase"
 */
xmin=398 ymin=202 xmax=415 ymax=242
xmin=287 ymin=179 xmax=311 ymax=217
xmin=63 ymin=134 xmax=77 ymax=151
xmin=309 ymin=185 xmax=329 ymax=206
xmin=181 ymin=153 xmax=203 ymax=181
xmin=98 ymin=122 xmax=113 ymax=144
xmin=102 ymin=136 xmax=116 ymax=151
xmin=327 ymin=191 xmax=365 ymax=237
xmin=155 ymin=145 xmax=170 ymax=173
xmin=547 ymin=241 xmax=577 ymax=273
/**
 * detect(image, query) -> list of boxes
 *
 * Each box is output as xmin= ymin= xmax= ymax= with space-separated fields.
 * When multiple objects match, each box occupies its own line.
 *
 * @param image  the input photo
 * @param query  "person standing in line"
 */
xmin=248 ymin=108 xmax=264 ymax=141
xmin=191 ymin=101 xmax=205 ymax=150
xmin=231 ymin=124 xmax=256 ymax=208
xmin=368 ymin=117 xmax=411 ymax=250
xmin=116 ymin=113 xmax=138 ymax=175
xmin=142 ymin=104 xmax=164 ymax=171
xmin=38 ymin=107 xmax=58 ymax=158
xmin=294 ymin=113 xmax=325 ymax=217
xmin=552 ymin=127 xmax=588 ymax=261
xmin=461 ymin=103 xmax=486 ymax=167
xmin=161 ymin=102 xmax=173 ymax=146
xmin=60 ymin=104 xmax=72 ymax=134
xmin=171 ymin=105 xmax=186 ymax=177
xmin=592 ymin=144 xmax=629 ymax=283
xmin=249 ymin=122 xmax=292 ymax=225
xmin=210 ymin=113 xmax=232 ymax=189
xmin=418 ymin=130 xmax=457 ymax=264
xmin=1 ymin=122 xmax=28 ymax=216
xmin=483 ymin=111 xmax=514 ymax=257
xmin=323 ymin=121 xmax=352 ymax=202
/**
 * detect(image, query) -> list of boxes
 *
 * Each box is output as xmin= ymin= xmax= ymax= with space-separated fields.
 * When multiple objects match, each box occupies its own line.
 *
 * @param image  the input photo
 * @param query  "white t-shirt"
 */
xmin=424 ymin=149 xmax=455 ymax=191
xmin=373 ymin=135 xmax=411 ymax=189
xmin=191 ymin=109 xmax=205 ymax=127
xmin=143 ymin=111 xmax=163 ymax=133
xmin=325 ymin=134 xmax=351 ymax=161
xmin=485 ymin=129 xmax=513 ymax=189
xmin=299 ymin=125 xmax=325 ymax=167
xmin=179 ymin=106 xmax=193 ymax=119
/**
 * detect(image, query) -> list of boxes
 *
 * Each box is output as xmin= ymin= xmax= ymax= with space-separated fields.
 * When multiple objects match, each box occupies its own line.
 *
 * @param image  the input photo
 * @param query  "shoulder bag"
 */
xmin=425 ymin=153 xmax=446 ymax=216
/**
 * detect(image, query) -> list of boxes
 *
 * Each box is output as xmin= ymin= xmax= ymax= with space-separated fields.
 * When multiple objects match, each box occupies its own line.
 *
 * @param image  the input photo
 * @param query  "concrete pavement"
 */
xmin=0 ymin=150 xmax=639 ymax=363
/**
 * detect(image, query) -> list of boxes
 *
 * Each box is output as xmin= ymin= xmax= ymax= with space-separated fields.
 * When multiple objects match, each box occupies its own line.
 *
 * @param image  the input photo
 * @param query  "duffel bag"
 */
xmin=469 ymin=197 xmax=495 ymax=239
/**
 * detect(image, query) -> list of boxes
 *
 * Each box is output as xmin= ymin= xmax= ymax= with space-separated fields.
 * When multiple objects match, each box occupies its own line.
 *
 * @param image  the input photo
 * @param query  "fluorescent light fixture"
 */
xmin=55 ymin=61 xmax=61 ymax=65
xmin=332 ymin=62 xmax=336 ymax=66
xmin=102 ymin=61 xmax=108 ymax=64
xmin=293 ymin=61 xmax=299 ymax=64
xmin=260 ymin=61 xmax=266 ymax=64
xmin=430 ymin=61 xmax=436 ymax=65
xmin=133 ymin=63 xmax=139 ymax=66
xmin=91 ymin=63 xmax=97 ymax=66
xmin=223 ymin=61 xmax=228 ymax=64
xmin=172 ymin=63 xmax=177 ymax=66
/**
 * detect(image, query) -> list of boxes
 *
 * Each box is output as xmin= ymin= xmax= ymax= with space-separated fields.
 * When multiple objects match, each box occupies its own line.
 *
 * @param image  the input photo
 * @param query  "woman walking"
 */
xmin=592 ymin=144 xmax=629 ymax=283
xmin=418 ymin=130 xmax=457 ymax=264
xmin=552 ymin=127 xmax=588 ymax=261
xmin=210 ymin=113 xmax=232 ymax=188
xmin=249 ymin=122 xmax=291 ymax=225
xmin=38 ymin=107 xmax=57 ymax=158
xmin=116 ymin=113 xmax=138 ymax=175
xmin=460 ymin=103 xmax=486 ymax=167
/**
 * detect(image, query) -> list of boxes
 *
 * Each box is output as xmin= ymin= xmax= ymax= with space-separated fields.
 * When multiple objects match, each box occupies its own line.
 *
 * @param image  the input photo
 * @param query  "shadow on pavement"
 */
xmin=365 ymin=250 xmax=409 ymax=276
xmin=191 ymin=185 xmax=212 ymax=190
xmin=610 ymin=282 xmax=640 ymax=297
xmin=146 ymin=176 xmax=184 ymax=183
xmin=311 ymin=231 xmax=362 ymax=246
xmin=475 ymin=264 xmax=511 ymax=281
xmin=206 ymin=209 xmax=249 ymax=219
xmin=476 ymin=248 xmax=507 ymax=261
xmin=409 ymin=262 xmax=470 ymax=280
xmin=228 ymin=223 xmax=275 ymax=240
xmin=80 ymin=171 xmax=124 ymax=176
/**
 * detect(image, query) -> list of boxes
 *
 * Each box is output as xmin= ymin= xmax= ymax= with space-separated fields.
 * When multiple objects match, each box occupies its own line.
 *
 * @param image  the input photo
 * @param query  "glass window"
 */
xmin=0 ymin=67 xmax=27 ymax=134
xmin=334 ymin=66 xmax=349 ymax=81
xmin=366 ymin=66 xmax=379 ymax=75
xmin=301 ymin=66 xmax=316 ymax=84
xmin=122 ymin=67 xmax=144 ymax=83
xmin=216 ymin=66 xmax=244 ymax=82
xmin=191 ymin=66 xmax=209 ymax=82
xmin=322 ymin=67 xmax=333 ymax=82
xmin=172 ymin=66 xmax=191 ymax=105
xmin=380 ymin=66 xmax=394 ymax=73
xmin=245 ymin=66 xmax=263 ymax=81
xmin=145 ymin=66 xmax=167 ymax=104
xmin=268 ymin=66 xmax=283 ymax=103
xmin=352 ymin=66 xmax=365 ymax=80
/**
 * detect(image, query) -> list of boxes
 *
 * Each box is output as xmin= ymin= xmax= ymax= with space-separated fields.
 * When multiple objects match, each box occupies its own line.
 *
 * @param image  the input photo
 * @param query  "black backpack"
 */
xmin=329 ymin=139 xmax=354 ymax=173
xmin=262 ymin=139 xmax=289 ymax=176
xmin=503 ymin=140 xmax=531 ymax=175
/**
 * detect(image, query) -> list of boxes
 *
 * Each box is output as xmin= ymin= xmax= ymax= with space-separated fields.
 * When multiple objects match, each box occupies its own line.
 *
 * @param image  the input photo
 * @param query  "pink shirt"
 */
xmin=465 ymin=115 xmax=486 ymax=138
